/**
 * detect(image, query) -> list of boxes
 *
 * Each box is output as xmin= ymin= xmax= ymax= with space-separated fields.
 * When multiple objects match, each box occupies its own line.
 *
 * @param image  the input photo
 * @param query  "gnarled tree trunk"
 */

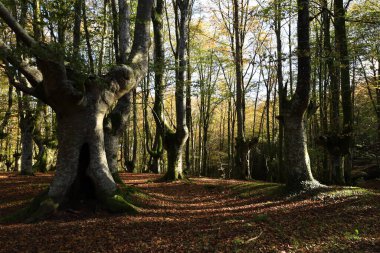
xmin=0 ymin=0 xmax=153 ymax=220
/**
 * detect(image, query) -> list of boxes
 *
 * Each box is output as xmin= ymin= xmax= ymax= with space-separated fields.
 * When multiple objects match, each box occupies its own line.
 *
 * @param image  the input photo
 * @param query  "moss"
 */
xmin=253 ymin=213 xmax=269 ymax=222
xmin=97 ymin=185 xmax=149 ymax=214
xmin=317 ymin=187 xmax=375 ymax=198
xmin=0 ymin=189 xmax=56 ymax=223
xmin=112 ymin=172 xmax=126 ymax=186
xmin=229 ymin=182 xmax=286 ymax=198
xmin=25 ymin=198 xmax=59 ymax=223
xmin=100 ymin=194 xmax=138 ymax=214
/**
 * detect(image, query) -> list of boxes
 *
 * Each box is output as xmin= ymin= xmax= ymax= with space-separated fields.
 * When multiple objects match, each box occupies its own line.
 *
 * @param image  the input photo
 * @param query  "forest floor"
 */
xmin=0 ymin=173 xmax=379 ymax=253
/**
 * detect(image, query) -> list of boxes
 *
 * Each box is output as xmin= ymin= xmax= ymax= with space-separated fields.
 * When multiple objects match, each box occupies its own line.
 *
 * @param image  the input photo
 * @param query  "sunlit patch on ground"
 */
xmin=0 ymin=172 xmax=379 ymax=252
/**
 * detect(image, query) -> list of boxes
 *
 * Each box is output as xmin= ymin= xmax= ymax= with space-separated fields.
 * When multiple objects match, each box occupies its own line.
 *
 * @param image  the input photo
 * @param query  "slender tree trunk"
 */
xmin=33 ymin=102 xmax=48 ymax=173
xmin=233 ymin=0 xmax=248 ymax=179
xmin=275 ymin=0 xmax=286 ymax=182
xmin=17 ymin=91 xmax=35 ymax=176
xmin=104 ymin=0 xmax=133 ymax=181
xmin=185 ymin=38 xmax=192 ymax=174
xmin=72 ymin=0 xmax=82 ymax=59
xmin=335 ymin=0 xmax=352 ymax=184
xmin=20 ymin=117 xmax=34 ymax=176
xmin=132 ymin=89 xmax=138 ymax=171
xmin=82 ymin=1 xmax=94 ymax=74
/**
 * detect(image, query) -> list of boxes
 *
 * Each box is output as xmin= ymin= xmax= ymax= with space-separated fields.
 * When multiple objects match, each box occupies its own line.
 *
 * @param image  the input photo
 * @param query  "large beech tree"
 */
xmin=281 ymin=0 xmax=322 ymax=190
xmin=0 ymin=0 xmax=153 ymax=219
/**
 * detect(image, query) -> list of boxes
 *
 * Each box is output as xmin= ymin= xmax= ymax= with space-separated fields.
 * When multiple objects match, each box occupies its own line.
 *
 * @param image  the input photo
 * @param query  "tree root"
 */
xmin=0 ymin=189 xmax=57 ymax=223
xmin=99 ymin=193 xmax=138 ymax=214
xmin=156 ymin=172 xmax=190 ymax=183
xmin=0 ymin=185 xmax=144 ymax=223
xmin=112 ymin=172 xmax=126 ymax=186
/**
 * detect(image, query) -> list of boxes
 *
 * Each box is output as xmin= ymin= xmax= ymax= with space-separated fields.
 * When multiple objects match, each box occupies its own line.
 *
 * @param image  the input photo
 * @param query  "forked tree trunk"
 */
xmin=0 ymin=0 xmax=153 ymax=220
xmin=160 ymin=0 xmax=190 ymax=181
xmin=49 ymin=107 xmax=117 ymax=203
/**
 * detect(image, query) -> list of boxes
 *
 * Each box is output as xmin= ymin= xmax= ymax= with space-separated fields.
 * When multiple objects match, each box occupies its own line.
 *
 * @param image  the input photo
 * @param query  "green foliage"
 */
xmin=344 ymin=228 xmax=361 ymax=241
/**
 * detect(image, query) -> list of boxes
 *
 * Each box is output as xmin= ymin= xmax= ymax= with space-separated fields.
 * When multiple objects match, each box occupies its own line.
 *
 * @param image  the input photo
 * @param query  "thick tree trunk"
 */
xmin=284 ymin=115 xmax=319 ymax=189
xmin=0 ymin=0 xmax=154 ymax=220
xmin=49 ymin=109 xmax=116 ymax=204
xmin=166 ymin=145 xmax=184 ymax=180
xmin=161 ymin=0 xmax=190 ymax=181
xmin=104 ymin=94 xmax=132 ymax=176
xmin=282 ymin=0 xmax=321 ymax=191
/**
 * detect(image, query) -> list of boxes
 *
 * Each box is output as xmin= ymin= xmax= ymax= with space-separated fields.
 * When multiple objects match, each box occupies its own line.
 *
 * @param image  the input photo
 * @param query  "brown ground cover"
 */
xmin=0 ymin=173 xmax=379 ymax=252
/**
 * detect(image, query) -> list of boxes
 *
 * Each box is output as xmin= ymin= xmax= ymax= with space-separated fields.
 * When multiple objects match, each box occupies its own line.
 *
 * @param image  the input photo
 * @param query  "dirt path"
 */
xmin=0 ymin=173 xmax=379 ymax=252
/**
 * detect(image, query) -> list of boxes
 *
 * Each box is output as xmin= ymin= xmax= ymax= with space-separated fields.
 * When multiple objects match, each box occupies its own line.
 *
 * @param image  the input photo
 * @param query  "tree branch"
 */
xmin=0 ymin=41 xmax=43 ymax=87
xmin=127 ymin=0 xmax=154 ymax=84
xmin=0 ymin=2 xmax=38 ymax=47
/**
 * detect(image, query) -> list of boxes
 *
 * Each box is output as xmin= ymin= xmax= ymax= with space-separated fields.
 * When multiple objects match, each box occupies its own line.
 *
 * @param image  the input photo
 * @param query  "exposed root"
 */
xmin=158 ymin=171 xmax=188 ymax=182
xmin=97 ymin=185 xmax=148 ymax=214
xmin=112 ymin=172 xmax=126 ymax=186
xmin=0 ymin=184 xmax=147 ymax=223
xmin=0 ymin=189 xmax=57 ymax=223
xmin=100 ymin=193 xmax=138 ymax=214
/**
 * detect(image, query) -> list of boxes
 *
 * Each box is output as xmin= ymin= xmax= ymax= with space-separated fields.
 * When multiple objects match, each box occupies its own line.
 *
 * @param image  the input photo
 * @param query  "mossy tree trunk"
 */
xmin=0 ymin=0 xmax=153 ymax=218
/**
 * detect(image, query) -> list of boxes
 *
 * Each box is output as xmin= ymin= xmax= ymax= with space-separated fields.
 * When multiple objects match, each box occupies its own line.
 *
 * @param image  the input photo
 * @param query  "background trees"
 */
xmin=0 ymin=0 xmax=379 ymax=190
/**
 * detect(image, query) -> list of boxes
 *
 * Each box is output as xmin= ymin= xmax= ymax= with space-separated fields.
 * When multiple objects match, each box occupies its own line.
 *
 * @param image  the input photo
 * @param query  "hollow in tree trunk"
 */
xmin=0 ymin=0 xmax=153 ymax=220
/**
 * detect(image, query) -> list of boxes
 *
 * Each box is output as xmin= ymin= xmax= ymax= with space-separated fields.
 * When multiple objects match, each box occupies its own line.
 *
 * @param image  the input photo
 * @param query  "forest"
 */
xmin=0 ymin=0 xmax=379 ymax=252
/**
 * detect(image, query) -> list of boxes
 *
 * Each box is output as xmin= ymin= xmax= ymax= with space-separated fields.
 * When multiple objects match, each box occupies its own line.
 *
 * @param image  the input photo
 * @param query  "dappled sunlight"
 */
xmin=0 ymin=173 xmax=379 ymax=252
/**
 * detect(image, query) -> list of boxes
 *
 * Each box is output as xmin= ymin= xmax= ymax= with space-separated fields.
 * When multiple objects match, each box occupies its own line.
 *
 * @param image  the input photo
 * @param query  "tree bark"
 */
xmin=232 ymin=0 xmax=249 ymax=180
xmin=0 ymin=0 xmax=153 ymax=218
xmin=282 ymin=0 xmax=321 ymax=191
xmin=334 ymin=0 xmax=352 ymax=184
xmin=161 ymin=0 xmax=191 ymax=181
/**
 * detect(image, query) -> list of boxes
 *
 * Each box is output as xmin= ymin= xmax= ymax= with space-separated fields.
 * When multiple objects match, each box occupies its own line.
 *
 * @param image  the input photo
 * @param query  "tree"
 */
xmin=159 ymin=0 xmax=192 ymax=181
xmin=104 ymin=0 xmax=134 ymax=181
xmin=148 ymin=0 xmax=165 ymax=174
xmin=334 ymin=0 xmax=353 ymax=183
xmin=281 ymin=0 xmax=321 ymax=190
xmin=0 ymin=0 xmax=153 ymax=219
